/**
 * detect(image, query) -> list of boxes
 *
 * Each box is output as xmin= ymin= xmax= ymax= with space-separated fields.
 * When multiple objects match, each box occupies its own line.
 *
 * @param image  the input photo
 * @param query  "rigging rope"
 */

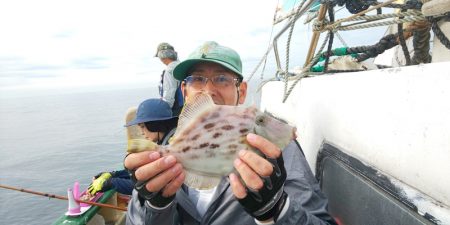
xmin=427 ymin=15 xmax=450 ymax=50
xmin=398 ymin=9 xmax=412 ymax=65
xmin=386 ymin=0 xmax=422 ymax=10
xmin=282 ymin=32 xmax=330 ymax=102
xmin=340 ymin=10 xmax=423 ymax=23
xmin=323 ymin=0 xmax=422 ymax=13
xmin=324 ymin=0 xmax=379 ymax=14
xmin=264 ymin=0 xmax=440 ymax=102
xmin=352 ymin=33 xmax=404 ymax=62
xmin=261 ymin=0 xmax=281 ymax=81
xmin=324 ymin=0 xmax=397 ymax=31
xmin=336 ymin=15 xmax=426 ymax=31
xmin=284 ymin=0 xmax=308 ymax=97
xmin=411 ymin=20 xmax=432 ymax=64
xmin=323 ymin=4 xmax=336 ymax=72
xmin=246 ymin=0 xmax=280 ymax=83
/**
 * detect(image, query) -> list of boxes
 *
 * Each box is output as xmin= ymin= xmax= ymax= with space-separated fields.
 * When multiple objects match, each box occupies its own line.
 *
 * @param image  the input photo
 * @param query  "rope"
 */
xmin=427 ymin=16 xmax=450 ymax=49
xmin=411 ymin=21 xmax=432 ymax=64
xmin=326 ymin=0 xmax=422 ymax=13
xmin=284 ymin=0 xmax=308 ymax=97
xmin=386 ymin=0 xmax=423 ymax=10
xmin=268 ymin=0 xmax=437 ymax=102
xmin=398 ymin=9 xmax=412 ymax=65
xmin=324 ymin=0 xmax=401 ymax=31
xmin=273 ymin=0 xmax=318 ymax=74
xmin=323 ymin=0 xmax=379 ymax=14
xmin=282 ymin=32 xmax=330 ymax=102
xmin=335 ymin=31 xmax=348 ymax=46
xmin=336 ymin=15 xmax=426 ymax=31
xmin=350 ymin=33 xmax=401 ymax=62
xmin=323 ymin=5 xmax=336 ymax=72
xmin=247 ymin=45 xmax=273 ymax=82
xmin=307 ymin=32 xmax=332 ymax=71
xmin=342 ymin=10 xmax=423 ymax=23
xmin=260 ymin=0 xmax=281 ymax=81
xmin=246 ymin=0 xmax=279 ymax=83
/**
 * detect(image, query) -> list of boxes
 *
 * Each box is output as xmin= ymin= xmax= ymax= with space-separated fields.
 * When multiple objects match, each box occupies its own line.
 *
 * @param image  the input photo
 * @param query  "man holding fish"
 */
xmin=124 ymin=41 xmax=336 ymax=225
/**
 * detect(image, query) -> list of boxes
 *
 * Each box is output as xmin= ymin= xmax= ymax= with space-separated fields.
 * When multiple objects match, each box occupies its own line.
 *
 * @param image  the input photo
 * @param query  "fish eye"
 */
xmin=255 ymin=115 xmax=265 ymax=125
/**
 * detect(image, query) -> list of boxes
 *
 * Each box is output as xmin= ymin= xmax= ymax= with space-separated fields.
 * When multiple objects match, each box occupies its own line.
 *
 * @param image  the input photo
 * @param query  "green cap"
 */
xmin=173 ymin=41 xmax=243 ymax=81
xmin=155 ymin=42 xmax=174 ymax=57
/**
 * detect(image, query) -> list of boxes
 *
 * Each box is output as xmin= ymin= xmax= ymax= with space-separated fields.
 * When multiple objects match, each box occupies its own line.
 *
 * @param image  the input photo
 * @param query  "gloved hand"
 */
xmin=134 ymin=179 xmax=175 ymax=208
xmin=127 ymin=159 xmax=175 ymax=208
xmin=238 ymin=155 xmax=288 ymax=222
xmin=88 ymin=172 xmax=113 ymax=195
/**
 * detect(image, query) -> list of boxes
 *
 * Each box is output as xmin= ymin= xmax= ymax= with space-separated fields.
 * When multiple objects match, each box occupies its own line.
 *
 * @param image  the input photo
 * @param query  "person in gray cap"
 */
xmin=125 ymin=42 xmax=336 ymax=225
xmin=155 ymin=42 xmax=184 ymax=116
xmin=87 ymin=98 xmax=178 ymax=197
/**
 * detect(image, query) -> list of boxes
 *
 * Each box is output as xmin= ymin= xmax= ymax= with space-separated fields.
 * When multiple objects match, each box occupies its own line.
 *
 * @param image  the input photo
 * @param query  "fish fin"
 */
xmin=184 ymin=170 xmax=221 ymax=190
xmin=174 ymin=93 xmax=215 ymax=138
xmin=127 ymin=139 xmax=159 ymax=153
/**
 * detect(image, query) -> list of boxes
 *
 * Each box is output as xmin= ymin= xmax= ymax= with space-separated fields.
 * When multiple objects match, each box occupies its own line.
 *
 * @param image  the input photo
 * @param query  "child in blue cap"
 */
xmin=88 ymin=98 xmax=178 ymax=196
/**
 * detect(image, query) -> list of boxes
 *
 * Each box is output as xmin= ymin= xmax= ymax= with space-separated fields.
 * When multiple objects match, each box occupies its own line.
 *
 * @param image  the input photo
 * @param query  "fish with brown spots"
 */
xmin=127 ymin=93 xmax=296 ymax=189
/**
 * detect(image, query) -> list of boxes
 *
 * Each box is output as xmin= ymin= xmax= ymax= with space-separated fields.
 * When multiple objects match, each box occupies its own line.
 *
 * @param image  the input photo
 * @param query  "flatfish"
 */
xmin=128 ymin=93 xmax=296 ymax=189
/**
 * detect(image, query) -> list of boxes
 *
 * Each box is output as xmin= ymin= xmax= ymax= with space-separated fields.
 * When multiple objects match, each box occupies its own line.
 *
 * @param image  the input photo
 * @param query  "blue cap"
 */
xmin=125 ymin=98 xmax=176 ymax=127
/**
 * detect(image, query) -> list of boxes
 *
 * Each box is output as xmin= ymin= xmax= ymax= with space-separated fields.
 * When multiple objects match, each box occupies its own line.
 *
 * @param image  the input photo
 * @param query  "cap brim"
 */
xmin=124 ymin=116 xmax=178 ymax=127
xmin=173 ymin=58 xmax=243 ymax=81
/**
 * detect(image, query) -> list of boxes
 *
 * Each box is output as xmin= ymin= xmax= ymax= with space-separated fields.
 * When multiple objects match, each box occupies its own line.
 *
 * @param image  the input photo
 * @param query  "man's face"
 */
xmin=181 ymin=62 xmax=247 ymax=106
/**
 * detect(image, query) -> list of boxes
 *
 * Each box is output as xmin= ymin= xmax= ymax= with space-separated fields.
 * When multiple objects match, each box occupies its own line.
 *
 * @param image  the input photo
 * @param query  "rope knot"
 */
xmin=313 ymin=19 xmax=329 ymax=31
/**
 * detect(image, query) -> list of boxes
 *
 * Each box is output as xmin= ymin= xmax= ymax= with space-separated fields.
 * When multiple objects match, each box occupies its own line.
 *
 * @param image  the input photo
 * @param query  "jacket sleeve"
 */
xmin=277 ymin=141 xmax=337 ymax=225
xmin=126 ymin=190 xmax=178 ymax=225
xmin=110 ymin=178 xmax=134 ymax=195
xmin=162 ymin=66 xmax=179 ymax=108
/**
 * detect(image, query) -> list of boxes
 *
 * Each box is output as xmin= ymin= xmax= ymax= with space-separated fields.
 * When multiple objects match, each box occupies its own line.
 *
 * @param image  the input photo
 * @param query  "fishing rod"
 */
xmin=0 ymin=184 xmax=127 ymax=212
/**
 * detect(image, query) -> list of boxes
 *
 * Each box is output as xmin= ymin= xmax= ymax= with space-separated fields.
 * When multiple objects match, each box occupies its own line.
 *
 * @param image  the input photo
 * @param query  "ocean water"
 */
xmin=0 ymin=82 xmax=261 ymax=225
xmin=0 ymin=87 xmax=158 ymax=225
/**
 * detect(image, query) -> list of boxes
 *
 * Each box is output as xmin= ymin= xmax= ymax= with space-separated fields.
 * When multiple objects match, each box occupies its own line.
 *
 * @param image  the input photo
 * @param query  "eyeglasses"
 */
xmin=184 ymin=75 xmax=240 ymax=89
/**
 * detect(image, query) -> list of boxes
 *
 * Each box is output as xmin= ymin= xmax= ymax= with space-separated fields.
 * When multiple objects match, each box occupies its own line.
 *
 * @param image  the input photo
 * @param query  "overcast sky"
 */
xmin=0 ymin=0 xmax=387 ymax=97
xmin=0 ymin=0 xmax=286 ymax=93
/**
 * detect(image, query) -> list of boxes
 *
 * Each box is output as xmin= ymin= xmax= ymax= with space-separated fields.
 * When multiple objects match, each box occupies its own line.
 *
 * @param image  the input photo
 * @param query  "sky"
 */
xmin=0 ymin=0 xmax=386 ymax=97
xmin=0 ymin=0 xmax=283 ymax=95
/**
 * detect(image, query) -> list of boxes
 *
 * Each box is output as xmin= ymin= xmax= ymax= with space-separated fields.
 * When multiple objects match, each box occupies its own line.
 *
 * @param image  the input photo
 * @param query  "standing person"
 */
xmin=88 ymin=99 xmax=178 ymax=196
xmin=125 ymin=41 xmax=337 ymax=225
xmin=156 ymin=42 xmax=184 ymax=116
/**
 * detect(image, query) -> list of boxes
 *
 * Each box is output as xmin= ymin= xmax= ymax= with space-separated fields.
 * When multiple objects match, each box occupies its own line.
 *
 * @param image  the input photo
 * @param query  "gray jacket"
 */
xmin=126 ymin=141 xmax=336 ymax=225
xmin=161 ymin=61 xmax=180 ymax=108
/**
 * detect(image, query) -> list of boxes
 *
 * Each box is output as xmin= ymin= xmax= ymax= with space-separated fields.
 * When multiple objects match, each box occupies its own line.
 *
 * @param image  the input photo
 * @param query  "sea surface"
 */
xmin=0 ymin=86 xmax=159 ymax=225
xmin=0 ymin=82 xmax=261 ymax=225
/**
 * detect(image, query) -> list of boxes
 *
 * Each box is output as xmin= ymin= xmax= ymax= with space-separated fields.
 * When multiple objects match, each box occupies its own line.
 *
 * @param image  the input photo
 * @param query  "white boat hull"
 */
xmin=260 ymin=62 xmax=450 ymax=222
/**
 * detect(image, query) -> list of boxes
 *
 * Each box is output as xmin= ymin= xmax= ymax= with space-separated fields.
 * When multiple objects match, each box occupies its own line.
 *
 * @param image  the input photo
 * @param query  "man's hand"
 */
xmin=124 ymin=151 xmax=185 ymax=207
xmin=229 ymin=133 xmax=288 ymax=222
